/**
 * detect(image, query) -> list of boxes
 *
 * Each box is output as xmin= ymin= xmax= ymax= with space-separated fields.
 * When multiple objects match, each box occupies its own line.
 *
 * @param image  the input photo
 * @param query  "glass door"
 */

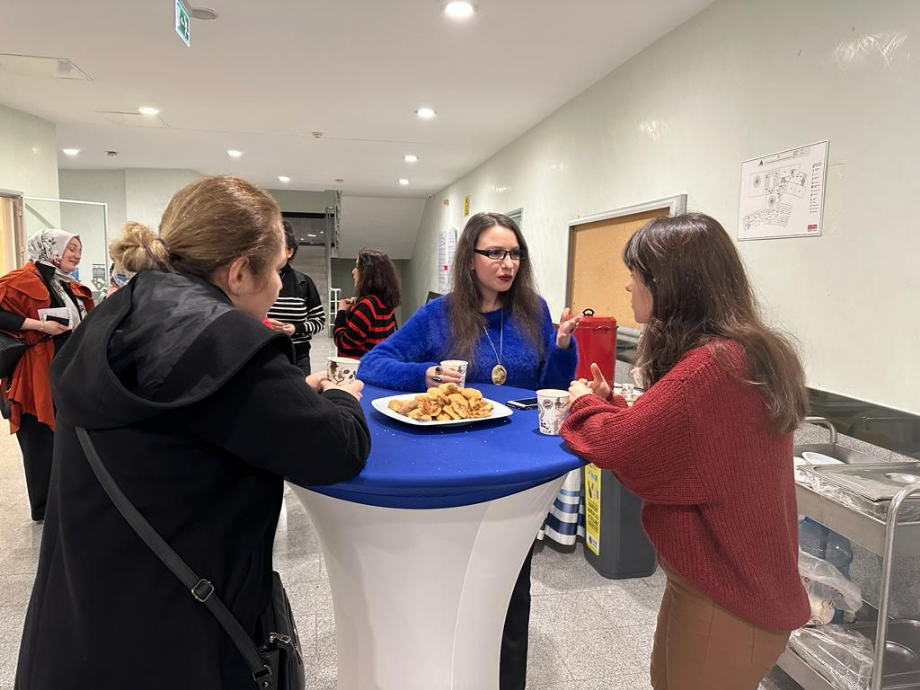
xmin=23 ymin=196 xmax=109 ymax=303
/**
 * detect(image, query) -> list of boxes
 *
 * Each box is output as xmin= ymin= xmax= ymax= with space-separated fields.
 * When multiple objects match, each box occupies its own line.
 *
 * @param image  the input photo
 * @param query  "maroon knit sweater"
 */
xmin=561 ymin=341 xmax=809 ymax=632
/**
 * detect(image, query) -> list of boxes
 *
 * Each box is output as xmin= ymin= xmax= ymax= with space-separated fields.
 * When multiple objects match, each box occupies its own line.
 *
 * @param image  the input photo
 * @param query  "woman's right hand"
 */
xmin=27 ymin=318 xmax=70 ymax=336
xmin=321 ymin=377 xmax=364 ymax=401
xmin=339 ymin=297 xmax=356 ymax=311
xmin=425 ymin=365 xmax=463 ymax=389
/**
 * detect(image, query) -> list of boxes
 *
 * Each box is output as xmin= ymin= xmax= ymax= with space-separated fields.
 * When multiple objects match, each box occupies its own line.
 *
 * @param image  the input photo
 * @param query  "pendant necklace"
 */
xmin=482 ymin=310 xmax=507 ymax=385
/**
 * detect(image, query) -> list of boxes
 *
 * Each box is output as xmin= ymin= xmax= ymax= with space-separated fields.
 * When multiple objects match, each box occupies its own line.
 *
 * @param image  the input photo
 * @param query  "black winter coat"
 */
xmin=15 ymin=271 xmax=370 ymax=690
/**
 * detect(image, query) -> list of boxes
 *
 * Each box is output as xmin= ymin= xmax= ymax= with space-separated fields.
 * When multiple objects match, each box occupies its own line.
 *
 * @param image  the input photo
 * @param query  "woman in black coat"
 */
xmin=15 ymin=176 xmax=371 ymax=690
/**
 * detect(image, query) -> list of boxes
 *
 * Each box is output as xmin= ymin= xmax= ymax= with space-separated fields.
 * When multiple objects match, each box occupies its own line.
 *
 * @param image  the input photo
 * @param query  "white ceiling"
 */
xmin=1 ymin=0 xmax=712 ymax=252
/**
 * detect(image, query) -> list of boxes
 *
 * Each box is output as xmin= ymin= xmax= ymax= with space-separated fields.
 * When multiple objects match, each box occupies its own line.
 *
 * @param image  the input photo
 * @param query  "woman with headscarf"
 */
xmin=0 ymin=228 xmax=94 ymax=521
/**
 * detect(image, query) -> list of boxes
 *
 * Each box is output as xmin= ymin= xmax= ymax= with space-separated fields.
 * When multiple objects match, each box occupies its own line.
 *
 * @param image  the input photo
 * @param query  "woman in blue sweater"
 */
xmin=360 ymin=211 xmax=580 ymax=689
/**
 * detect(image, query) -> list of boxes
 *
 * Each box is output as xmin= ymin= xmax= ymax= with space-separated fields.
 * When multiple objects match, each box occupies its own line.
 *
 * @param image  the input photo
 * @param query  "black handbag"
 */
xmin=75 ymin=426 xmax=306 ymax=690
xmin=0 ymin=331 xmax=52 ymax=380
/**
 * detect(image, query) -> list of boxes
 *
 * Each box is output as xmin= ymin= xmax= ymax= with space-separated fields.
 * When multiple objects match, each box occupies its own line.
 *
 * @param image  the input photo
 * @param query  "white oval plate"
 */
xmin=371 ymin=394 xmax=514 ymax=427
xmin=801 ymin=451 xmax=843 ymax=466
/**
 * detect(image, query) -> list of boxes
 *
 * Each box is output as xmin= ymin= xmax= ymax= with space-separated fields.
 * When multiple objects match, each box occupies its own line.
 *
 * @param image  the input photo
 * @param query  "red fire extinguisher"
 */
xmin=573 ymin=309 xmax=618 ymax=386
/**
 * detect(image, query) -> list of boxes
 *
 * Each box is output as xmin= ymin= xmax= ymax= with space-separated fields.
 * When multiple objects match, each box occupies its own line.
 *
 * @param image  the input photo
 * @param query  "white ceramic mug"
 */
xmin=536 ymin=389 xmax=571 ymax=436
xmin=327 ymin=357 xmax=361 ymax=386
xmin=440 ymin=360 xmax=469 ymax=387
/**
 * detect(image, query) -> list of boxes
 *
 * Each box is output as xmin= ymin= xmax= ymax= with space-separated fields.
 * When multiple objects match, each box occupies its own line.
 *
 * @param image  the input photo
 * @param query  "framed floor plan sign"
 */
xmin=738 ymin=140 xmax=828 ymax=241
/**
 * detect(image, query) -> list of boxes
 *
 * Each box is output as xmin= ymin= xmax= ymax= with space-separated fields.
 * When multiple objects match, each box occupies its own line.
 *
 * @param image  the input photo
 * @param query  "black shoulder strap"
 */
xmin=75 ymin=426 xmax=274 ymax=689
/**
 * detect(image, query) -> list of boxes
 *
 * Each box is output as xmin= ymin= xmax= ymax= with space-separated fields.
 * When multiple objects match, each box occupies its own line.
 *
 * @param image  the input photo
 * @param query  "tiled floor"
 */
xmin=0 ymin=333 xmax=801 ymax=689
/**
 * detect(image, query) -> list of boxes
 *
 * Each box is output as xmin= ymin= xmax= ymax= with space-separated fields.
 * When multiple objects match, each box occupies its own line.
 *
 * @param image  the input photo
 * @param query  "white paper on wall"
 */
xmin=437 ymin=226 xmax=457 ymax=293
xmin=738 ymin=140 xmax=829 ymax=241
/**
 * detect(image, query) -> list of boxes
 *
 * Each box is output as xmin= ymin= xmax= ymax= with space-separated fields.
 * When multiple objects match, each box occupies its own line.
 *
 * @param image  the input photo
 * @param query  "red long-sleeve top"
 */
xmin=561 ymin=341 xmax=809 ymax=632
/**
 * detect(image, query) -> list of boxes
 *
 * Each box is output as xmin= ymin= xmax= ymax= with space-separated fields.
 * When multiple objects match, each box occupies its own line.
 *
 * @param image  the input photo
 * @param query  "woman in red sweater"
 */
xmin=561 ymin=213 xmax=809 ymax=690
xmin=334 ymin=247 xmax=400 ymax=358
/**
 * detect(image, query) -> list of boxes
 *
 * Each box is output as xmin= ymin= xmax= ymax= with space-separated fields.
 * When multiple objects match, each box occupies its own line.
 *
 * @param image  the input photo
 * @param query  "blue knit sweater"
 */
xmin=359 ymin=296 xmax=577 ymax=392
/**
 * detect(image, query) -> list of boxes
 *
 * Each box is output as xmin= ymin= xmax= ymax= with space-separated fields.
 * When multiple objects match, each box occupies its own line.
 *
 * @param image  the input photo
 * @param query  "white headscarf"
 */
xmin=26 ymin=228 xmax=86 ymax=326
xmin=27 ymin=228 xmax=80 ymax=281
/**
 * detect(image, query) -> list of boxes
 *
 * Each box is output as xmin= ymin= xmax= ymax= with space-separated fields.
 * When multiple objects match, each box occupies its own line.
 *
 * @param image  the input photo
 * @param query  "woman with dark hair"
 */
xmin=265 ymin=220 xmax=326 ymax=375
xmin=561 ymin=213 xmax=809 ymax=690
xmin=359 ymin=212 xmax=580 ymax=689
xmin=0 ymin=228 xmax=93 ymax=522
xmin=334 ymin=247 xmax=400 ymax=358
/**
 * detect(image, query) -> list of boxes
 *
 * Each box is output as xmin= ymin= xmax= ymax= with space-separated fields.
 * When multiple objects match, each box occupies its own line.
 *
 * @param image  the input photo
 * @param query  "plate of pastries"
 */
xmin=372 ymin=383 xmax=514 ymax=427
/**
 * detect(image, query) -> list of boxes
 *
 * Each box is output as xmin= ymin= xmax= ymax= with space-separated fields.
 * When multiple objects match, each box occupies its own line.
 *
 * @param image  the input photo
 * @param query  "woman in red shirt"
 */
xmin=561 ymin=213 xmax=809 ymax=690
xmin=334 ymin=247 xmax=400 ymax=358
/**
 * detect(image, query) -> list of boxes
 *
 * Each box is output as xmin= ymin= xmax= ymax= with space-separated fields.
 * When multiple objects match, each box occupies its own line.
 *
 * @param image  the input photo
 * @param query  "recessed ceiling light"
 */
xmin=398 ymin=179 xmax=410 ymax=186
xmin=415 ymin=107 xmax=436 ymax=119
xmin=138 ymin=106 xmax=160 ymax=116
xmin=61 ymin=148 xmax=80 ymax=156
xmin=404 ymin=154 xmax=419 ymax=163
xmin=227 ymin=149 xmax=243 ymax=158
xmin=307 ymin=233 xmax=318 ymax=238
xmin=442 ymin=1 xmax=477 ymax=19
xmin=278 ymin=175 xmax=291 ymax=183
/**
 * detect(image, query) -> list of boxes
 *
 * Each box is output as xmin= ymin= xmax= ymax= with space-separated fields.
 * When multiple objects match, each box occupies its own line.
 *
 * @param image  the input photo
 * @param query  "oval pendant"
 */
xmin=491 ymin=364 xmax=508 ymax=385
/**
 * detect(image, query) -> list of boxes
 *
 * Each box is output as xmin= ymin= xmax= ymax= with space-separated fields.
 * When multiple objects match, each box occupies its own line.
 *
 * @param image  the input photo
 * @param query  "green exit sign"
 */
xmin=175 ymin=0 xmax=191 ymax=47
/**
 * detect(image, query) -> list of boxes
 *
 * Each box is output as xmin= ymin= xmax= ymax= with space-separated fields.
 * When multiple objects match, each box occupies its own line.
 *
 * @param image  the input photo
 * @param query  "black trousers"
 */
xmin=500 ymin=542 xmax=536 ymax=690
xmin=15 ymin=413 xmax=54 ymax=521
xmin=293 ymin=342 xmax=311 ymax=377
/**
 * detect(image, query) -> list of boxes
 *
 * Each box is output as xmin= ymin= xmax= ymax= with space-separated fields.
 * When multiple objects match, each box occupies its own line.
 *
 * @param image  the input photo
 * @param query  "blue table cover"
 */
xmin=302 ymin=384 xmax=584 ymax=509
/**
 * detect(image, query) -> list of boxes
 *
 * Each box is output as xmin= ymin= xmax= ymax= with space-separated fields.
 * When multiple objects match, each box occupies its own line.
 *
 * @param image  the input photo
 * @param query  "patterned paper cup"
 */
xmin=536 ymin=389 xmax=571 ymax=436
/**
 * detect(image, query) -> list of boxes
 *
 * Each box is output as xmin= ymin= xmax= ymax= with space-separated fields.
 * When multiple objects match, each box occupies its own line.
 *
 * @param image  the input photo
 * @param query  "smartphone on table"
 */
xmin=506 ymin=397 xmax=539 ymax=410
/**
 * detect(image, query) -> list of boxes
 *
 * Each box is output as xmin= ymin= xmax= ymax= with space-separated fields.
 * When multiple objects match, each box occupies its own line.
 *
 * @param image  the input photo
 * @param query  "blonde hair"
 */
xmin=110 ymin=175 xmax=283 ymax=281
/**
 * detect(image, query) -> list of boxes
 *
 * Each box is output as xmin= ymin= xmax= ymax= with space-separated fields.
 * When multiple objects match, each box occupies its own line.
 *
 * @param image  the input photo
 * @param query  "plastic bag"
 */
xmin=799 ymin=549 xmax=862 ymax=625
xmin=789 ymin=625 xmax=874 ymax=690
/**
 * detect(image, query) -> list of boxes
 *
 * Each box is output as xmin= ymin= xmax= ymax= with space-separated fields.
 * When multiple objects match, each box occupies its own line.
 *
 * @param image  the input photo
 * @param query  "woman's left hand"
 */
xmin=305 ymin=371 xmax=328 ymax=392
xmin=569 ymin=378 xmax=593 ymax=401
xmin=555 ymin=308 xmax=582 ymax=350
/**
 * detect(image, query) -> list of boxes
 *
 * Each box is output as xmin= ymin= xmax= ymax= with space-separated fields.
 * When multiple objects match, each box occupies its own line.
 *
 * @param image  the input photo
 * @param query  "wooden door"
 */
xmin=567 ymin=208 xmax=669 ymax=329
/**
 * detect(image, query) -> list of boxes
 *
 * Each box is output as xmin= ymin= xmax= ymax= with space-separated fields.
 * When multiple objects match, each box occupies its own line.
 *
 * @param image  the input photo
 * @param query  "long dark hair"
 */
xmin=355 ymin=247 xmax=401 ymax=308
xmin=623 ymin=212 xmax=807 ymax=434
xmin=448 ymin=212 xmax=543 ymax=363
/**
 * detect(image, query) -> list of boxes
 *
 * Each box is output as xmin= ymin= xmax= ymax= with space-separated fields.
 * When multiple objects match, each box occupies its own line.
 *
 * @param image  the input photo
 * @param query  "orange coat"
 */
xmin=0 ymin=262 xmax=94 ymax=433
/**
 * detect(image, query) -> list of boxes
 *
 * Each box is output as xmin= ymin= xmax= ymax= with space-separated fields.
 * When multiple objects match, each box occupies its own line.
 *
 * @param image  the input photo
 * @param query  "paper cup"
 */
xmin=440 ymin=360 xmax=469 ymax=387
xmin=536 ymin=389 xmax=571 ymax=436
xmin=327 ymin=357 xmax=360 ymax=386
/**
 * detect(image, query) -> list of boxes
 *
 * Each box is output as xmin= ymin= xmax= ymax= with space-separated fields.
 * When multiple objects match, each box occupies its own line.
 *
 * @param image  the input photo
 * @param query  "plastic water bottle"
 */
xmin=824 ymin=530 xmax=854 ymax=578
xmin=799 ymin=517 xmax=853 ymax=578
xmin=799 ymin=517 xmax=829 ymax=559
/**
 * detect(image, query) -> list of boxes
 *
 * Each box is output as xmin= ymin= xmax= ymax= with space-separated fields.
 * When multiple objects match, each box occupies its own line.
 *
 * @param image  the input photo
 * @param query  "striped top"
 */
xmin=267 ymin=265 xmax=324 ymax=345
xmin=334 ymin=294 xmax=397 ymax=358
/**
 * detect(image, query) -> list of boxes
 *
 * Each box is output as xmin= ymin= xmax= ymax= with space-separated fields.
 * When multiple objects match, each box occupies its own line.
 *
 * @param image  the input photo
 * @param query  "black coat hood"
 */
xmin=51 ymin=271 xmax=292 ymax=430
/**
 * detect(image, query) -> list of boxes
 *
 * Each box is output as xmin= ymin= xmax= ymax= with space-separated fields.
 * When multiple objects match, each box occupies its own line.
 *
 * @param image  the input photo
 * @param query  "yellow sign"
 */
xmin=584 ymin=464 xmax=601 ymax=555
xmin=463 ymin=195 xmax=471 ymax=217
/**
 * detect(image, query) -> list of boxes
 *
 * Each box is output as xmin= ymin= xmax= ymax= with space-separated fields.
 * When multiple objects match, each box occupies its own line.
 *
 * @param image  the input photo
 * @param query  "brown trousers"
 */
xmin=650 ymin=562 xmax=790 ymax=690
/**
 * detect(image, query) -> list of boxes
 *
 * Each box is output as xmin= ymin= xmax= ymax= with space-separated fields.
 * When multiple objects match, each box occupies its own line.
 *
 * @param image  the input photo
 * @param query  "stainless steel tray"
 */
xmin=811 ymin=462 xmax=920 ymax=502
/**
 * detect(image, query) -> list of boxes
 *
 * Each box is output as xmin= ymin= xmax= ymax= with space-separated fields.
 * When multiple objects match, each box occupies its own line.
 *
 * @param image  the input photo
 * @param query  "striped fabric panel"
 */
xmin=537 ymin=469 xmax=586 ymax=546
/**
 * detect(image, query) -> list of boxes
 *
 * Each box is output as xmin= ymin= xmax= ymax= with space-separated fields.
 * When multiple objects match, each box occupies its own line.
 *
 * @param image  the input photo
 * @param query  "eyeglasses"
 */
xmin=473 ymin=248 xmax=526 ymax=261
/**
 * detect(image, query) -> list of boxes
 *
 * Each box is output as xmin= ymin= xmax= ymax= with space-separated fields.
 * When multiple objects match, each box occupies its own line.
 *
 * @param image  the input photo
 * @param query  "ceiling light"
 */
xmin=442 ymin=1 xmax=477 ymax=19
xmin=138 ymin=106 xmax=160 ymax=116
xmin=404 ymin=154 xmax=419 ymax=163
xmin=415 ymin=107 xmax=436 ymax=119
xmin=227 ymin=149 xmax=243 ymax=158
xmin=398 ymin=179 xmax=410 ymax=186
xmin=278 ymin=175 xmax=291 ymax=183
xmin=307 ymin=233 xmax=318 ymax=238
xmin=61 ymin=148 xmax=80 ymax=156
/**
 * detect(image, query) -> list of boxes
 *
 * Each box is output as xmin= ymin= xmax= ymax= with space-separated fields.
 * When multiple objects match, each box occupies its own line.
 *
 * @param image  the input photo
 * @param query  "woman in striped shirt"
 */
xmin=266 ymin=221 xmax=325 ymax=374
xmin=334 ymin=247 xmax=399 ymax=358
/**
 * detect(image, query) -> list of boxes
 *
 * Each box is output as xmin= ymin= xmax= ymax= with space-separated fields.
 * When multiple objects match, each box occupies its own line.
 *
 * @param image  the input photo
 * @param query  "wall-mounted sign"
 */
xmin=463 ymin=195 xmax=471 ymax=217
xmin=437 ymin=227 xmax=457 ymax=293
xmin=738 ymin=140 xmax=828 ymax=240
xmin=175 ymin=0 xmax=191 ymax=47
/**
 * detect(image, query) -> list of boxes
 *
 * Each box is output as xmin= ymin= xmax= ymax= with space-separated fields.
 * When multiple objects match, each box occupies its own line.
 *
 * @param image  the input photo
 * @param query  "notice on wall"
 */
xmin=738 ymin=140 xmax=828 ymax=241
xmin=584 ymin=464 xmax=602 ymax=556
xmin=463 ymin=195 xmax=471 ymax=217
xmin=437 ymin=226 xmax=457 ymax=293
